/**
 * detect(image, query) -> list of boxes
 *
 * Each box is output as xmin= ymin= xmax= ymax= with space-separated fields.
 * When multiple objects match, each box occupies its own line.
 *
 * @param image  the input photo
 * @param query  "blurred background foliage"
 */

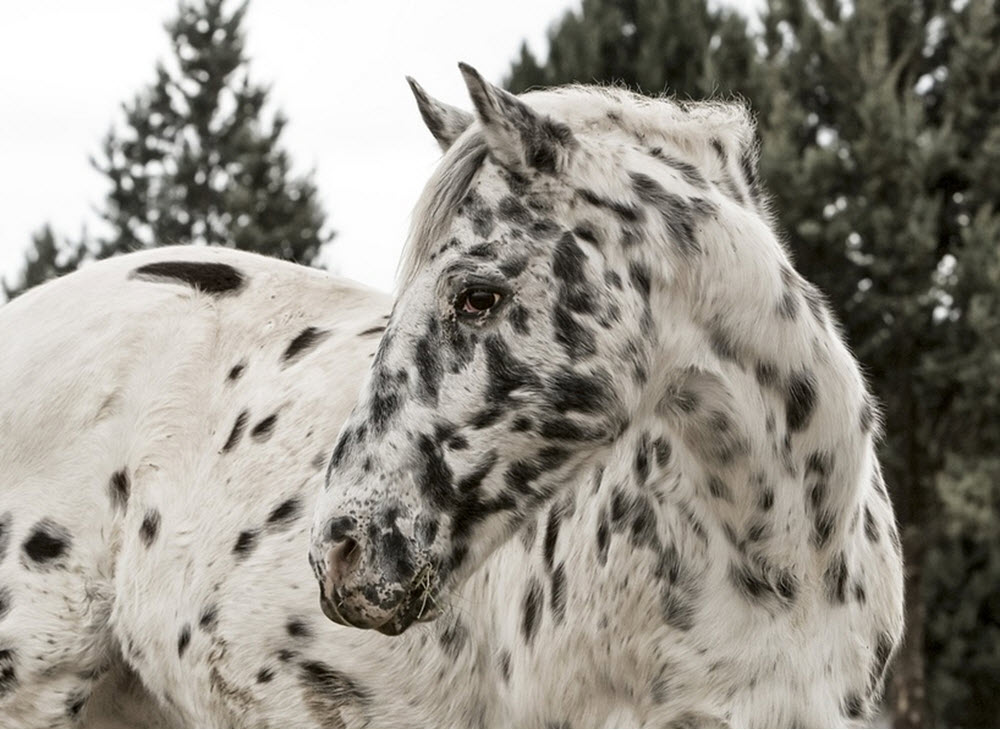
xmin=5 ymin=0 xmax=998 ymax=726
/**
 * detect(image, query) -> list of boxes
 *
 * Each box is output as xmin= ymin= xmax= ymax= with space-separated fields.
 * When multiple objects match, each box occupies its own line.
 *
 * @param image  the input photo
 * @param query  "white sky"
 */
xmin=0 ymin=0 xmax=759 ymax=295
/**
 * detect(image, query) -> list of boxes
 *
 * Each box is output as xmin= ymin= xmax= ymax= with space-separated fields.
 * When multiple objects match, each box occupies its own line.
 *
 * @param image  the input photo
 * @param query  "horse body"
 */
xmin=1 ymin=68 xmax=903 ymax=728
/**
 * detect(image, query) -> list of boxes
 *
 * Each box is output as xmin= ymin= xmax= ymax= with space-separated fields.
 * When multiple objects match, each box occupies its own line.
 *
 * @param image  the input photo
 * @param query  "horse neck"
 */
xmin=636 ymin=205 xmax=875 ymax=554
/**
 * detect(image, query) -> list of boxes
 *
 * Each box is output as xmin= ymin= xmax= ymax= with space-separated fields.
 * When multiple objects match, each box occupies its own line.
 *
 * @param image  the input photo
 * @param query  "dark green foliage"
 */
xmin=2 ymin=225 xmax=86 ymax=300
xmin=93 ymin=0 xmax=331 ymax=263
xmin=508 ymin=1 xmax=1000 ymax=726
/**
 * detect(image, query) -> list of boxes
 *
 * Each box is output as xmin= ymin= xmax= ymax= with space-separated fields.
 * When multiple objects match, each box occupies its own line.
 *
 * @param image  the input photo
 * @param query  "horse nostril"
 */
xmin=327 ymin=536 xmax=362 ymax=584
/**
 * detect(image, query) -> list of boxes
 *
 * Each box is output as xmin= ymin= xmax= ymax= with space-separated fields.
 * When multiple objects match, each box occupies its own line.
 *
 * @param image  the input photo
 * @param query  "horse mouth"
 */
xmin=319 ymin=564 xmax=442 ymax=636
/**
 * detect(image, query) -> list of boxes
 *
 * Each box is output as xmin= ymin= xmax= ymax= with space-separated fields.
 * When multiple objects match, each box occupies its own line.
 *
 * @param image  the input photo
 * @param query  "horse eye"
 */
xmin=457 ymin=289 xmax=502 ymax=315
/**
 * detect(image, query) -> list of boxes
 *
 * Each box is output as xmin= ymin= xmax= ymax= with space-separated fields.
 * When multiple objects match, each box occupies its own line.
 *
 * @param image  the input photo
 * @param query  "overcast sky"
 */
xmin=0 ymin=1 xmax=758 ymax=295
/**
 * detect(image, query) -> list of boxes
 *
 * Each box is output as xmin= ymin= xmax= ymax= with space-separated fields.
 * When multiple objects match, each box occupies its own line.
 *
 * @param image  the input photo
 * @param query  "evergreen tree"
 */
xmin=507 ymin=0 xmax=1000 ymax=726
xmin=4 ymin=0 xmax=333 ymax=303
xmin=2 ymin=225 xmax=86 ymax=300
xmin=93 ymin=0 xmax=331 ymax=263
xmin=506 ymin=0 xmax=763 ymax=101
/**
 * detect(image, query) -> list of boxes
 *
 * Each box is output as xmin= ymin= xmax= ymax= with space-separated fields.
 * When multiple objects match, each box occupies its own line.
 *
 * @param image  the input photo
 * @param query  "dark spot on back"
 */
xmin=251 ymin=414 xmax=278 ymax=441
xmin=227 ymin=362 xmax=245 ymax=381
xmin=283 ymin=327 xmax=329 ymax=364
xmin=178 ymin=624 xmax=191 ymax=657
xmin=222 ymin=410 xmax=249 ymax=452
xmin=267 ymin=498 xmax=302 ymax=528
xmin=131 ymin=260 xmax=245 ymax=295
xmin=521 ymin=578 xmax=543 ymax=645
xmin=286 ymin=618 xmax=313 ymax=639
xmin=233 ymin=529 xmax=258 ymax=559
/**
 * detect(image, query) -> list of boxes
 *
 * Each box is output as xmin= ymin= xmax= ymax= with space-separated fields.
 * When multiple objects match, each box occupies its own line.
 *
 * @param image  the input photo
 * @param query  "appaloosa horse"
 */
xmin=0 ymin=64 xmax=902 ymax=727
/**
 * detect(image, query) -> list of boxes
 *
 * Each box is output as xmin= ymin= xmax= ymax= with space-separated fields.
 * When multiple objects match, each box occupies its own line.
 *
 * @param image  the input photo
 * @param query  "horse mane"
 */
xmin=397 ymin=84 xmax=758 ymax=291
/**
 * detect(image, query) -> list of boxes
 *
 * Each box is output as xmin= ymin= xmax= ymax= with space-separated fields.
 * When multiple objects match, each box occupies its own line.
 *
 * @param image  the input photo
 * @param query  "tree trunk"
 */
xmin=889 ymin=524 xmax=928 ymax=728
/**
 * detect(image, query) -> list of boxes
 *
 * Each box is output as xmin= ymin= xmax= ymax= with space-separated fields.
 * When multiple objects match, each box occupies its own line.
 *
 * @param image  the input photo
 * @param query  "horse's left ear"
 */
xmin=406 ymin=76 xmax=474 ymax=152
xmin=457 ymin=62 xmax=576 ymax=175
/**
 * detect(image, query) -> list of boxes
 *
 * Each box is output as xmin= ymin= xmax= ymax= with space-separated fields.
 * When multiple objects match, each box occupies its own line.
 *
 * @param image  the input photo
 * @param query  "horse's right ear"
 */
xmin=406 ymin=77 xmax=474 ymax=152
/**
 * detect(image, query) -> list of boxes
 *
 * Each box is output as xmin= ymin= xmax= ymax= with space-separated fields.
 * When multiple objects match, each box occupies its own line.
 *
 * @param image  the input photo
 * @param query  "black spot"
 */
xmin=572 ymin=224 xmax=599 ymax=245
xmin=552 ymin=305 xmax=596 ymax=360
xmin=131 ymin=260 xmax=245 ymax=295
xmin=267 ymin=498 xmax=302 ymax=528
xmin=707 ymin=475 xmax=730 ymax=501
xmin=178 ymin=624 xmax=191 ymax=657
xmin=508 ymin=303 xmax=531 ymax=335
xmin=755 ymin=361 xmax=780 ymax=389
xmin=498 ymin=195 xmax=532 ymax=225
xmin=415 ymin=332 xmax=443 ymax=403
xmin=283 ymin=326 xmax=329 ymax=363
xmin=550 ymin=563 xmax=567 ymax=624
xmin=500 ymin=258 xmax=530 ymax=280
xmin=227 ymin=362 xmax=245 ymax=381
xmin=0 ymin=513 xmax=10 ymax=563
xmin=359 ymin=326 xmax=386 ymax=337
xmin=139 ymin=510 xmax=160 ymax=548
xmin=575 ymin=187 xmax=641 ymax=222
xmin=0 ymin=648 xmax=16 ymax=698
xmin=521 ymin=578 xmax=543 ymax=645
xmin=199 ymin=605 xmax=219 ymax=631
xmin=596 ymin=511 xmax=610 ymax=566
xmin=542 ymin=507 xmax=561 ymax=570
xmin=65 ymin=690 xmax=87 ymax=717
xmin=806 ymin=451 xmax=834 ymax=477
xmin=709 ymin=326 xmax=742 ymax=364
xmin=785 ymin=371 xmax=817 ymax=432
xmin=546 ymin=370 xmax=612 ymax=415
xmin=512 ymin=415 xmax=533 ymax=432
xmin=250 ymin=413 xmax=278 ymax=441
xmin=484 ymin=336 xmax=540 ymax=404
xmin=824 ymin=552 xmax=849 ymax=604
xmin=629 ymin=171 xmax=714 ymax=255
xmin=23 ymin=519 xmax=71 ymax=564
xmin=286 ymin=618 xmax=313 ymax=639
xmin=647 ymin=148 xmax=709 ymax=189
xmin=299 ymin=660 xmax=372 ymax=722
xmin=222 ymin=409 xmax=249 ymax=452
xmin=416 ymin=435 xmax=455 ymax=511
xmin=552 ymin=232 xmax=587 ymax=285
xmin=257 ymin=667 xmax=275 ymax=683
xmin=0 ymin=587 xmax=11 ymax=621
xmin=653 ymin=437 xmax=671 ymax=468
xmin=842 ymin=692 xmax=865 ymax=720
xmin=498 ymin=649 xmax=512 ymax=682
xmin=863 ymin=506 xmax=879 ymax=542
xmin=233 ymin=529 xmax=258 ymax=559
xmin=108 ymin=469 xmax=129 ymax=511
xmin=777 ymin=289 xmax=799 ymax=320
xmin=438 ymin=619 xmax=468 ymax=659
xmin=634 ymin=434 xmax=651 ymax=485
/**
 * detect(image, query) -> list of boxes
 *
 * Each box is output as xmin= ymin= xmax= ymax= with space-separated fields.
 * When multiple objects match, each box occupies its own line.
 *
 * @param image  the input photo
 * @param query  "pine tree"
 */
xmin=2 ymin=225 xmax=86 ymax=300
xmin=93 ymin=0 xmax=331 ymax=263
xmin=505 ymin=0 xmax=763 ymax=101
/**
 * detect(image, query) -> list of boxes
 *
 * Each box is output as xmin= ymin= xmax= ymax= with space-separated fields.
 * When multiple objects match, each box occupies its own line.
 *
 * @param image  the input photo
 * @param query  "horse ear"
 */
xmin=457 ymin=62 xmax=576 ymax=174
xmin=406 ymin=77 xmax=474 ymax=152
